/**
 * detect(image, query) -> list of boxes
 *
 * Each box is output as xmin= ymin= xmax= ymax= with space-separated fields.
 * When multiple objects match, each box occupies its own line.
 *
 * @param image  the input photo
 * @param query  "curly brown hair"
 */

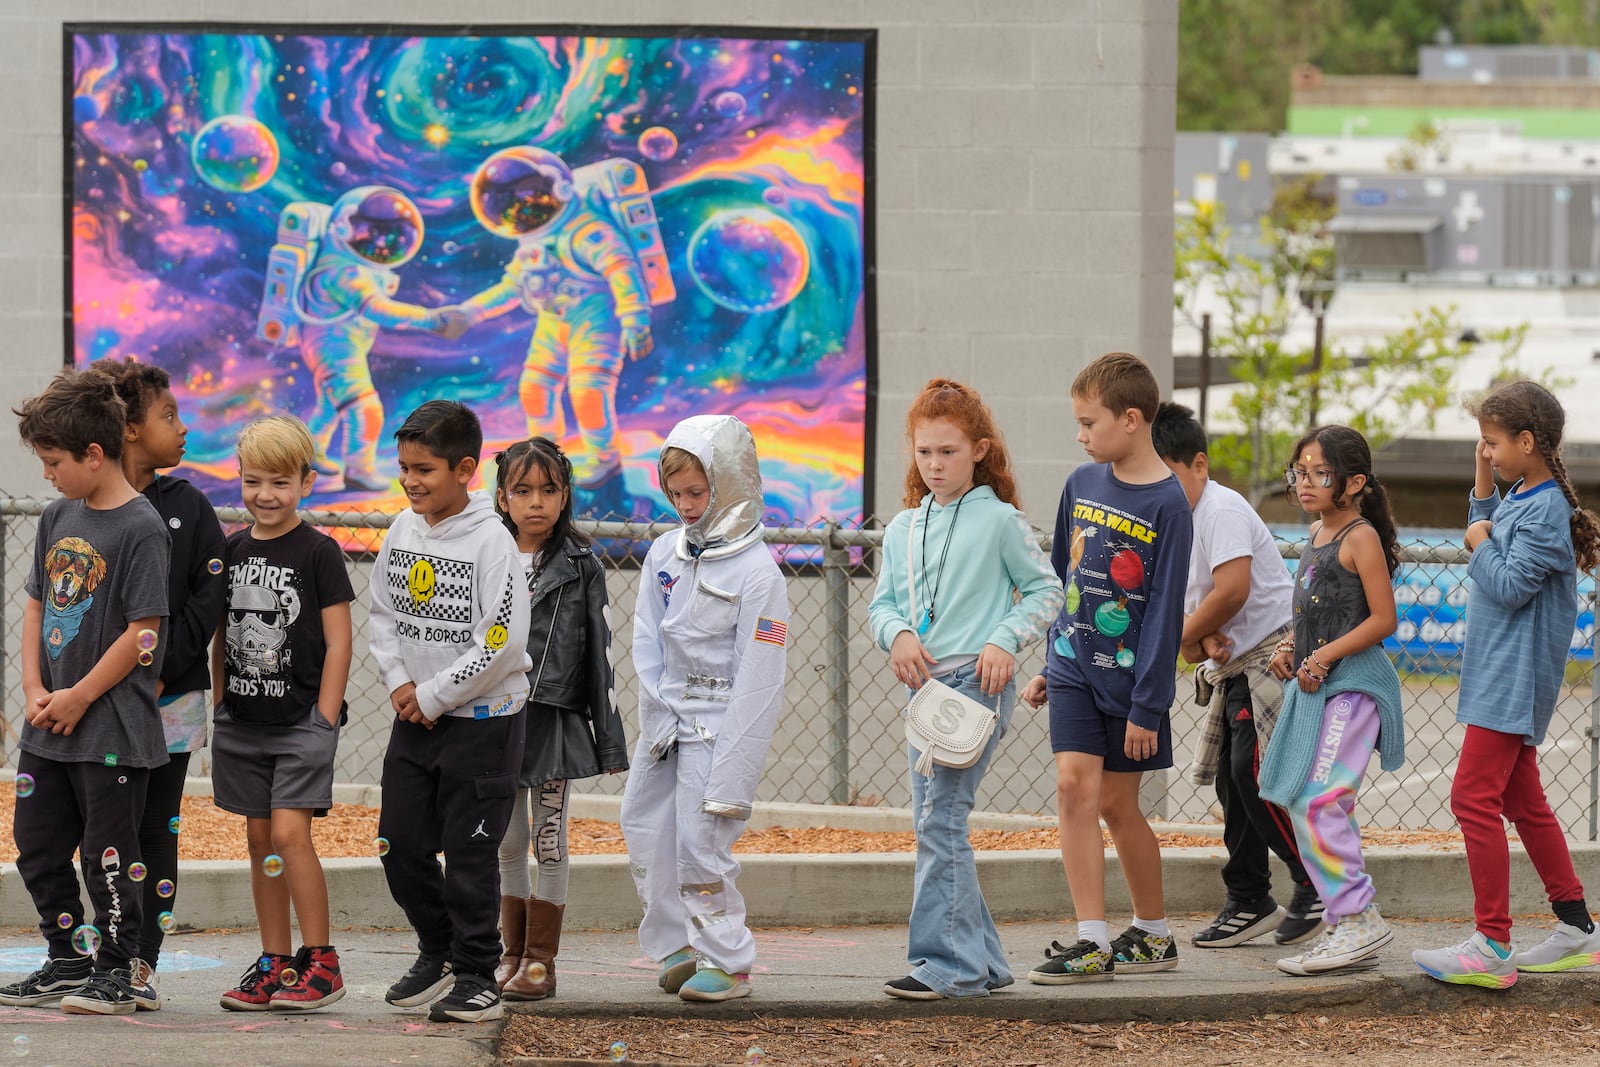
xmin=1469 ymin=379 xmax=1600 ymax=573
xmin=900 ymin=379 xmax=1019 ymax=510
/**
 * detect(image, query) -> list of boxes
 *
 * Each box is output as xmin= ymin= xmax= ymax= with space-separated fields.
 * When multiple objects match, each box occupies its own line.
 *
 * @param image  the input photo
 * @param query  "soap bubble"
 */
xmin=745 ymin=1048 xmax=766 ymax=1066
xmin=524 ymin=961 xmax=546 ymax=983
xmin=157 ymin=879 xmax=175 ymax=898
xmin=262 ymin=854 xmax=284 ymax=878
xmin=71 ymin=924 xmax=100 ymax=956
xmin=11 ymin=1033 xmax=28 ymax=1056
xmin=279 ymin=967 xmax=299 ymax=987
xmin=136 ymin=628 xmax=158 ymax=651
xmin=137 ymin=650 xmax=155 ymax=667
xmin=128 ymin=862 xmax=147 ymax=882
xmin=169 ymin=816 xmax=181 ymax=834
xmin=56 ymin=913 xmax=73 ymax=929
xmin=15 ymin=774 xmax=34 ymax=799
xmin=375 ymin=837 xmax=390 ymax=857
xmin=609 ymin=1041 xmax=628 ymax=1061
xmin=158 ymin=911 xmax=177 ymax=933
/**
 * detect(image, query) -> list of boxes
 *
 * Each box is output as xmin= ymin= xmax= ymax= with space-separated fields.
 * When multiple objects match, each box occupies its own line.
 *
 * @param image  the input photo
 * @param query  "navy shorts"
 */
xmin=211 ymin=703 xmax=341 ymax=818
xmin=1047 ymin=676 xmax=1173 ymax=773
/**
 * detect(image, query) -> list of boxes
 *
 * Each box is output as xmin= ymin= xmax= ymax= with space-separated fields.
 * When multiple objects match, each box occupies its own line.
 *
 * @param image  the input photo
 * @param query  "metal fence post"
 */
xmin=822 ymin=522 xmax=851 ymax=805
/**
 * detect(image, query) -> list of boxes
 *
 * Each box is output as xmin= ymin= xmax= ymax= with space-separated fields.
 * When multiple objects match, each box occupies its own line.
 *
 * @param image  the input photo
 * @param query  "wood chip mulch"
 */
xmin=0 ymin=791 xmax=1466 ymax=863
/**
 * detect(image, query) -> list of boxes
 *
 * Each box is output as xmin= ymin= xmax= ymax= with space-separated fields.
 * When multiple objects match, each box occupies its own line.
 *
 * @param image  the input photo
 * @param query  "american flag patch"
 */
xmin=754 ymin=616 xmax=788 ymax=647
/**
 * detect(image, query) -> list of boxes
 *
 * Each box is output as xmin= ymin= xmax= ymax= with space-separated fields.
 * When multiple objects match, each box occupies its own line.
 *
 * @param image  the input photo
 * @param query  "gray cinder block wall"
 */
xmin=0 ymin=0 xmax=1177 ymax=527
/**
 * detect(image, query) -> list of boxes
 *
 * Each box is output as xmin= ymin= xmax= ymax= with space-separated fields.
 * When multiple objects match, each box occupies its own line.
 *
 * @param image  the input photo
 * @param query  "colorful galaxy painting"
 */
xmin=68 ymin=25 xmax=873 ymax=523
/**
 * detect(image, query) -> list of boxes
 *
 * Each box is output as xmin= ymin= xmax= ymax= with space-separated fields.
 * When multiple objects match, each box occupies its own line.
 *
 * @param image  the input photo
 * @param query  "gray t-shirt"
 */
xmin=22 ymin=495 xmax=170 ymax=768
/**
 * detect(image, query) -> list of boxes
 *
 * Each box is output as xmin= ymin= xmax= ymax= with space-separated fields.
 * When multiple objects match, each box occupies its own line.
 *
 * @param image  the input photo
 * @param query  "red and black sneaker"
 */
xmin=220 ymin=952 xmax=292 ymax=1012
xmin=269 ymin=946 xmax=344 ymax=1011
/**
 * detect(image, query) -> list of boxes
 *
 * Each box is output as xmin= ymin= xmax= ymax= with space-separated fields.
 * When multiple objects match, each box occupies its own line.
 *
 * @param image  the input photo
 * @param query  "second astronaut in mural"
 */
xmin=257 ymin=185 xmax=463 ymax=492
xmin=441 ymin=146 xmax=675 ymax=515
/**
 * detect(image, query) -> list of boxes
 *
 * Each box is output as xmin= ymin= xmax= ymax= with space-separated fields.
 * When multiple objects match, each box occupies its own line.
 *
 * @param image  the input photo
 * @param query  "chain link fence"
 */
xmin=3 ymin=496 xmax=1596 ymax=837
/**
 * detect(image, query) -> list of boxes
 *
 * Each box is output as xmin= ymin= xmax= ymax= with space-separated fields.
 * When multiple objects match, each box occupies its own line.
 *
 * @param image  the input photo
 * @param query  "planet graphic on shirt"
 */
xmin=1065 ymin=581 xmax=1081 ymax=614
xmin=1053 ymin=631 xmax=1075 ymax=659
xmin=1115 ymin=643 xmax=1135 ymax=669
xmin=1110 ymin=548 xmax=1145 ymax=590
xmin=1095 ymin=598 xmax=1131 ymax=638
xmin=1069 ymin=527 xmax=1088 ymax=571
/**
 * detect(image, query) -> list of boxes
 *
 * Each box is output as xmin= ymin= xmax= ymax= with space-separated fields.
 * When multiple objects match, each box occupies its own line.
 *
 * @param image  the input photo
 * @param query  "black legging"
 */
xmin=135 ymin=751 xmax=191 ymax=967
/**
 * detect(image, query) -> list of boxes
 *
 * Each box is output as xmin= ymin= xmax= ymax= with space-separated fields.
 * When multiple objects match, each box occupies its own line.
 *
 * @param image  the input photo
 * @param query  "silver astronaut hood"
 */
xmin=661 ymin=414 xmax=765 ymax=560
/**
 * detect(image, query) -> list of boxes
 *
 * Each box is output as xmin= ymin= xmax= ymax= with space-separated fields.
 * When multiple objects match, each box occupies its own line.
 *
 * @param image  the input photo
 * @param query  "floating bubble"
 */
xmin=169 ymin=816 xmax=181 ymax=834
xmin=745 ymin=1048 xmax=766 ymax=1066
xmin=56 ymin=912 xmax=73 ymax=929
xmin=330 ymin=161 xmax=347 ymax=178
xmin=12 ymin=1033 xmax=27 ymax=1056
xmin=207 ymin=558 xmax=223 ymax=575
xmin=637 ymin=126 xmax=678 ymax=161
xmin=761 ymin=187 xmax=788 ymax=207
xmin=158 ymin=911 xmax=177 ymax=933
xmin=262 ymin=854 xmax=284 ymax=878
xmin=156 ymin=879 xmax=175 ymax=898
xmin=608 ymin=1041 xmax=628 ymax=1062
xmin=687 ymin=208 xmax=810 ymax=314
xmin=191 ymin=114 xmax=280 ymax=194
xmin=14 ymin=774 xmax=34 ymax=799
xmin=137 ymin=650 xmax=155 ymax=668
xmin=136 ymin=628 xmax=158 ymax=652
xmin=375 ymin=836 xmax=390 ymax=857
xmin=71 ymin=924 xmax=100 ymax=957
xmin=128 ymin=862 xmax=147 ymax=882
xmin=279 ymin=967 xmax=299 ymax=987
xmin=524 ymin=961 xmax=546 ymax=983
xmin=712 ymin=90 xmax=747 ymax=118
xmin=258 ymin=955 xmax=273 ymax=973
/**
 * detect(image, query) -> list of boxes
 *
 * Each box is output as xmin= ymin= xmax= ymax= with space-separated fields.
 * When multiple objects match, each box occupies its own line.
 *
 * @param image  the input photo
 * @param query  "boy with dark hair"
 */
xmin=369 ymin=399 xmax=533 ymax=1022
xmin=91 ymin=356 xmax=228 ymax=1006
xmin=0 ymin=370 xmax=169 ymax=1016
xmin=1023 ymin=352 xmax=1193 ymax=985
xmin=1151 ymin=401 xmax=1323 ymax=950
xmin=212 ymin=415 xmax=354 ymax=1012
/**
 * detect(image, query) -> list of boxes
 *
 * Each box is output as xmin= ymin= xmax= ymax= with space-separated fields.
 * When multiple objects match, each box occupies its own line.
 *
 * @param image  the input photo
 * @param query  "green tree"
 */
xmin=1174 ymin=202 xmax=1524 ymax=504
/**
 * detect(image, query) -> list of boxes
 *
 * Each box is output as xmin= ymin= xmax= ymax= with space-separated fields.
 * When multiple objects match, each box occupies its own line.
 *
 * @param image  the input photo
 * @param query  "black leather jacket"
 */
xmin=518 ymin=537 xmax=629 ymax=785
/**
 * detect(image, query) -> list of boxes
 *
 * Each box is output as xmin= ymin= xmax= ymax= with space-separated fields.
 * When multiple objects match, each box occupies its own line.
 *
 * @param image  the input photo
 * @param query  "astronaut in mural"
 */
xmin=224 ymin=582 xmax=300 ymax=687
xmin=444 ymin=146 xmax=675 ymax=513
xmin=256 ymin=185 xmax=461 ymax=493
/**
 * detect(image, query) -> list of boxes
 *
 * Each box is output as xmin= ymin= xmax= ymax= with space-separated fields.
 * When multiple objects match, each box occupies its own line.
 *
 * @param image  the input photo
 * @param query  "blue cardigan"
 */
xmin=1258 ymin=645 xmax=1406 ymax=808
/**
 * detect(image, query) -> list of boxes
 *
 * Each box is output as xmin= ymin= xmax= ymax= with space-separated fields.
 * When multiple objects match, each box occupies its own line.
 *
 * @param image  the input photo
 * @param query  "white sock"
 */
xmin=1077 ymin=920 xmax=1110 ymax=952
xmin=1133 ymin=916 xmax=1170 ymax=938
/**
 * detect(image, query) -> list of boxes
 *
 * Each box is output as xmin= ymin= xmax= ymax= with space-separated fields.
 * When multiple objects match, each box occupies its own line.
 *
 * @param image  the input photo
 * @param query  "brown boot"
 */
xmin=494 ymin=896 xmax=527 ymax=990
xmin=503 ymin=899 xmax=562 ymax=1001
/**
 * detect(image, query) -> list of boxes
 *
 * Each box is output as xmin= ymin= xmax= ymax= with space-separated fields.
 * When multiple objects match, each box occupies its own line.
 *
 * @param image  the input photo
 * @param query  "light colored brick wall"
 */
xmin=0 ymin=0 xmax=1177 ymax=529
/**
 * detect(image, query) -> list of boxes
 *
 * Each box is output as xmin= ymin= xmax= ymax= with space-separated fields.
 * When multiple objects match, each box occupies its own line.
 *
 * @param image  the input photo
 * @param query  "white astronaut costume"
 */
xmin=620 ymin=416 xmax=790 ymax=977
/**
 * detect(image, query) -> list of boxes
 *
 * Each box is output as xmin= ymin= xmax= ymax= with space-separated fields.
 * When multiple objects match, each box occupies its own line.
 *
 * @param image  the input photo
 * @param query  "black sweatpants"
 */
xmin=134 ymin=750 xmax=190 ymax=966
xmin=14 ymin=751 xmax=150 ymax=969
xmin=377 ymin=712 xmax=525 ymax=980
xmin=1217 ymin=674 xmax=1312 ymax=904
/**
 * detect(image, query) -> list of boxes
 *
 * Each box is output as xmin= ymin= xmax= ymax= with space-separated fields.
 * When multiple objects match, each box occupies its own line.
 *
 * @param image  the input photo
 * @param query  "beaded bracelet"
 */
xmin=1308 ymin=650 xmax=1332 ymax=674
xmin=1298 ymin=659 xmax=1327 ymax=682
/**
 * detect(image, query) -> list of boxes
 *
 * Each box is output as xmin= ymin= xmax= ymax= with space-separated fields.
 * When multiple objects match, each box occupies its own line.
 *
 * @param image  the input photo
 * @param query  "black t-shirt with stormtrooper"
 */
xmin=221 ymin=523 xmax=354 ymax=727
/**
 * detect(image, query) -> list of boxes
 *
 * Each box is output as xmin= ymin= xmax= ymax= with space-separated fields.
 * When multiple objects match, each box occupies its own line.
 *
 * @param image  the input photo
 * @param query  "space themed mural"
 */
xmin=67 ymin=25 xmax=873 ymax=522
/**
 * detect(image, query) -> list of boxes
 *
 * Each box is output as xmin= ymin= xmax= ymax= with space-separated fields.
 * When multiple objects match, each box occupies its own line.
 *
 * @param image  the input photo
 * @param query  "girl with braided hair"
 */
xmin=1414 ymin=380 xmax=1600 ymax=988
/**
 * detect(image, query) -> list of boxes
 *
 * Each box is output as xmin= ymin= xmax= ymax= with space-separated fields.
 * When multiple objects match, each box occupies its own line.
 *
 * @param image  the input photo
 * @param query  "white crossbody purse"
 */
xmin=902 ymin=505 xmax=999 ymax=776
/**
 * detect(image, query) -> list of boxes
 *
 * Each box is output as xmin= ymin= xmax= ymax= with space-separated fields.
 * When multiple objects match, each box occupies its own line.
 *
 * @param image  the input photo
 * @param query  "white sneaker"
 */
xmin=1515 ymin=922 xmax=1600 ymax=973
xmin=1276 ymin=925 xmax=1336 ymax=976
xmin=1288 ymin=905 xmax=1392 ymax=974
xmin=128 ymin=958 xmax=161 ymax=1011
xmin=1412 ymin=931 xmax=1517 ymax=989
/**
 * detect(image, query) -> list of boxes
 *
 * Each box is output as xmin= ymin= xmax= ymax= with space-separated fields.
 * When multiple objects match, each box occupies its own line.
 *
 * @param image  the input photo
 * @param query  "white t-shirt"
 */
xmin=1184 ymin=480 xmax=1293 ymax=666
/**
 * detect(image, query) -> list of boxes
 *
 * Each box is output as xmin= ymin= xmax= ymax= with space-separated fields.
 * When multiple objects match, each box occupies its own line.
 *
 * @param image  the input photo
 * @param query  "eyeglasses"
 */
xmin=1284 ymin=467 xmax=1335 ymax=489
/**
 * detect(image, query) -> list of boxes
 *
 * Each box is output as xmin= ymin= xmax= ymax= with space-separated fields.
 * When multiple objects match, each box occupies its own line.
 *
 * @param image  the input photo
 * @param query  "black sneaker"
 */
xmin=385 ymin=954 xmax=453 ymax=1008
xmin=1111 ymin=926 xmax=1179 ymax=973
xmin=883 ymin=975 xmax=943 ymax=1000
xmin=0 ymin=956 xmax=93 ymax=1006
xmin=427 ymin=972 xmax=503 ymax=1023
xmin=1026 ymin=938 xmax=1115 ymax=985
xmin=1276 ymin=883 xmax=1327 ymax=946
xmin=1192 ymin=897 xmax=1285 ymax=948
xmin=59 ymin=968 xmax=139 ymax=1015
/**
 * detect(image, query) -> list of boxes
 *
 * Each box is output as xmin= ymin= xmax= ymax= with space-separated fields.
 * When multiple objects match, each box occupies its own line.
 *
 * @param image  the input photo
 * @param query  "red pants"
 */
xmin=1451 ymin=724 xmax=1585 ymax=943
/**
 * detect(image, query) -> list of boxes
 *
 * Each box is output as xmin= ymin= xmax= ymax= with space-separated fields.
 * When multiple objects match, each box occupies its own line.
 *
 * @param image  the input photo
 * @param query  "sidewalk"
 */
xmin=3 ymin=916 xmax=1597 ymax=1066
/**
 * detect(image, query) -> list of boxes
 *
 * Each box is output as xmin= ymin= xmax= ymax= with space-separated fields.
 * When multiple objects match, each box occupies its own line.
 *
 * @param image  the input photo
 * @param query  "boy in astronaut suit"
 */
xmin=620 ymin=415 xmax=790 ymax=1003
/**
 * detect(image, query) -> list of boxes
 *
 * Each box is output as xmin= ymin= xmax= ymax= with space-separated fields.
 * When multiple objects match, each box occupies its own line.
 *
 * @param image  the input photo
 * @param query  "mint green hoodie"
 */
xmin=868 ymin=485 xmax=1063 ymax=661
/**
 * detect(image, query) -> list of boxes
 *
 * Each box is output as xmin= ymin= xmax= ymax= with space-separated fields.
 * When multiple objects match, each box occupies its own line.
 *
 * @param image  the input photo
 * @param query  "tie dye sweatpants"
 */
xmin=1284 ymin=691 xmax=1381 ymax=925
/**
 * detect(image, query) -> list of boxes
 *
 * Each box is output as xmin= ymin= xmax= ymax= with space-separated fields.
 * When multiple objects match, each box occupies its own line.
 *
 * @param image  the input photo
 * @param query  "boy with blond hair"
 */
xmin=212 ymin=414 xmax=353 ymax=1011
xmin=0 ymin=370 xmax=169 ymax=1015
xmin=1023 ymin=352 xmax=1193 ymax=984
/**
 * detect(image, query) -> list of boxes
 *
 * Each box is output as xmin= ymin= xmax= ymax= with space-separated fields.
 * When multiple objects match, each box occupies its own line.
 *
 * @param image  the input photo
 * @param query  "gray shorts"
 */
xmin=211 ymin=703 xmax=341 ymax=818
